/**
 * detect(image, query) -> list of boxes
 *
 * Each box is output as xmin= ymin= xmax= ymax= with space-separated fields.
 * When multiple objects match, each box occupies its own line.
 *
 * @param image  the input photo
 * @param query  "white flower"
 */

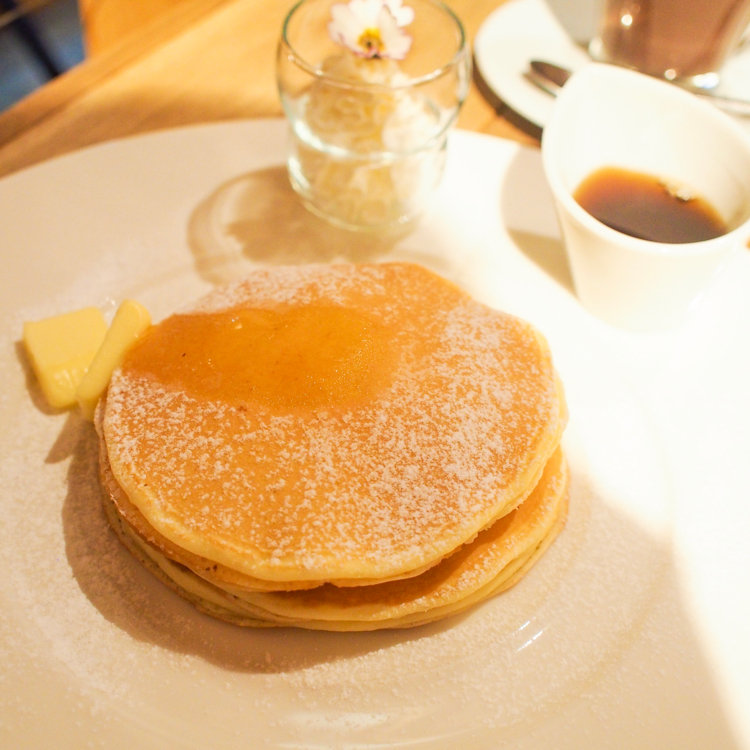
xmin=383 ymin=0 xmax=415 ymax=26
xmin=328 ymin=0 xmax=414 ymax=60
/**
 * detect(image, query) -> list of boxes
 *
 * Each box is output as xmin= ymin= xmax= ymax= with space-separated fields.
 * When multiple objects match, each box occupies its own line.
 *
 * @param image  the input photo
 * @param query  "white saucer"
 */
xmin=474 ymin=0 xmax=750 ymax=129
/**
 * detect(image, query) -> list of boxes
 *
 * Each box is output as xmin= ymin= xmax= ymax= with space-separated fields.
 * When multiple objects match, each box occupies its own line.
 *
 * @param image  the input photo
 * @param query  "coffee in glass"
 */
xmin=590 ymin=0 xmax=750 ymax=89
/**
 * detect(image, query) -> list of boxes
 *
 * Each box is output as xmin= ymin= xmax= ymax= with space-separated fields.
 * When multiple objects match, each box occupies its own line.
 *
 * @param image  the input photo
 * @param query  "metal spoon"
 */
xmin=527 ymin=59 xmax=750 ymax=117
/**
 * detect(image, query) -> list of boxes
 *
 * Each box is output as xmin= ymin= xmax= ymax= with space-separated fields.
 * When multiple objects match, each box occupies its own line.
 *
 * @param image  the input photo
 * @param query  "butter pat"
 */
xmin=23 ymin=307 xmax=108 ymax=410
xmin=77 ymin=299 xmax=151 ymax=420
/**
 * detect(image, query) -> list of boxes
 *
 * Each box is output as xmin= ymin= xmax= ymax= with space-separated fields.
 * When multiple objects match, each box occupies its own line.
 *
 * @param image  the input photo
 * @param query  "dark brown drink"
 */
xmin=591 ymin=0 xmax=750 ymax=86
xmin=573 ymin=166 xmax=727 ymax=243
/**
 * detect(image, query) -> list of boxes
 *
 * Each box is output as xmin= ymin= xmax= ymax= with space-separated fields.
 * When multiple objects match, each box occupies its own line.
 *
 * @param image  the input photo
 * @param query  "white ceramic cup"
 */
xmin=541 ymin=63 xmax=750 ymax=330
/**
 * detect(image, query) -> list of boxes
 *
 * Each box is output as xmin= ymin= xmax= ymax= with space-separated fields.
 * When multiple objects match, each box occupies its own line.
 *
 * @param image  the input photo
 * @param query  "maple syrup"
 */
xmin=573 ymin=166 xmax=727 ymax=243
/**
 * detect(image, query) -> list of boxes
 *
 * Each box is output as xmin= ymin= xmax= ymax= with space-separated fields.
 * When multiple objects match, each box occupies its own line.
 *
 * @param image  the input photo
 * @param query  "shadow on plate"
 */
xmin=60 ymin=421 xmax=471 ymax=674
xmin=499 ymin=146 xmax=576 ymax=294
xmin=56 ymin=418 xmax=744 ymax=747
xmin=185 ymin=162 xmax=471 ymax=291
xmin=188 ymin=165 xmax=418 ymax=286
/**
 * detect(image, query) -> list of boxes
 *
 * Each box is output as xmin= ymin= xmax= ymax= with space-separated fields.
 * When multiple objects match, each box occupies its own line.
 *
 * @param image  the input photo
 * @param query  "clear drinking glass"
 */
xmin=277 ymin=0 xmax=471 ymax=231
xmin=589 ymin=0 xmax=750 ymax=90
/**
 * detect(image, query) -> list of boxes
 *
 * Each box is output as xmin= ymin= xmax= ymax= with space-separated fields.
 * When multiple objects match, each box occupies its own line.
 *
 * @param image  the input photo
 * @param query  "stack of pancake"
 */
xmin=97 ymin=262 xmax=568 ymax=630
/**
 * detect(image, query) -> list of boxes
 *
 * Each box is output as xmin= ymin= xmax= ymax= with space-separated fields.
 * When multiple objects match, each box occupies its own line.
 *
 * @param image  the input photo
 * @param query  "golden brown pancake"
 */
xmin=98 ymin=262 xmax=568 ymax=628
xmin=103 ymin=448 xmax=568 ymax=630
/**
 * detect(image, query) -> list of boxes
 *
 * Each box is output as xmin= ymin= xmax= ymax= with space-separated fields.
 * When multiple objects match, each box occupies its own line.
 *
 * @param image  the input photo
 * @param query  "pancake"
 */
xmin=98 ymin=262 xmax=569 ymax=629
xmin=103 ymin=448 xmax=568 ymax=630
xmin=100 ymin=263 xmax=566 ymax=588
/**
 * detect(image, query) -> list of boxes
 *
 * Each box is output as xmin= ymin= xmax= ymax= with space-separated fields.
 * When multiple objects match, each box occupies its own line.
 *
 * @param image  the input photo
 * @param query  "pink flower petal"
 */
xmin=328 ymin=0 xmax=414 ymax=60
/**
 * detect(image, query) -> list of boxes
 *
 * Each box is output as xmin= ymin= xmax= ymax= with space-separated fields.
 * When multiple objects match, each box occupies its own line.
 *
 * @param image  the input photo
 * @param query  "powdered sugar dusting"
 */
xmin=103 ymin=263 xmax=563 ymax=581
xmin=3 ymin=264 xmax=678 ymax=749
xmin=187 ymin=263 xmax=390 ymax=314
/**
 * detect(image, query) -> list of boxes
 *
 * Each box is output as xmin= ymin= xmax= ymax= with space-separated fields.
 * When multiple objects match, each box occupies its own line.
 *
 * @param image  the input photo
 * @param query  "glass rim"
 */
xmin=279 ymin=0 xmax=470 ymax=91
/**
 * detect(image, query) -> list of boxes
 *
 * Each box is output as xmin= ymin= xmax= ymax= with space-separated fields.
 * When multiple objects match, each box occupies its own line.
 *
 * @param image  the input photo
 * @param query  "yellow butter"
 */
xmin=76 ymin=299 xmax=151 ymax=420
xmin=22 ymin=307 xmax=108 ymax=409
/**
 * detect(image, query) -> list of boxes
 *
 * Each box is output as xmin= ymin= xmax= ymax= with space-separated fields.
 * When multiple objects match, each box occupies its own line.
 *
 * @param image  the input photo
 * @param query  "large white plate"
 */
xmin=2 ymin=120 xmax=750 ymax=749
xmin=474 ymin=0 xmax=750 ymax=130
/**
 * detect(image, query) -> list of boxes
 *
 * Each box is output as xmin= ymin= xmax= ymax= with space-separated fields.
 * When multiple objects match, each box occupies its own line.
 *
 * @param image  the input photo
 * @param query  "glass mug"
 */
xmin=589 ymin=0 xmax=750 ymax=89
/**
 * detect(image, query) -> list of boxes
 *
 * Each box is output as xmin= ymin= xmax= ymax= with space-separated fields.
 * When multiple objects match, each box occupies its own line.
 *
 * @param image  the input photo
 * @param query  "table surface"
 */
xmin=0 ymin=0 xmax=539 ymax=180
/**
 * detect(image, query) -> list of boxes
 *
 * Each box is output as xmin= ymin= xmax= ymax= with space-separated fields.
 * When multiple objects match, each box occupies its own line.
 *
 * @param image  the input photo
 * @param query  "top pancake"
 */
xmin=101 ymin=262 xmax=566 ymax=585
